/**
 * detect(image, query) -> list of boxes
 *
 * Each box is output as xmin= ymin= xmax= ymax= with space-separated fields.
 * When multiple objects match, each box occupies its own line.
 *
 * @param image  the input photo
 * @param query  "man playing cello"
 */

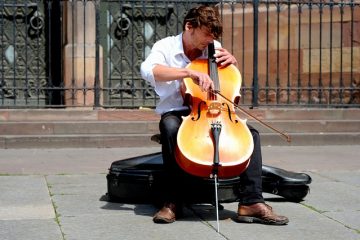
xmin=140 ymin=5 xmax=289 ymax=225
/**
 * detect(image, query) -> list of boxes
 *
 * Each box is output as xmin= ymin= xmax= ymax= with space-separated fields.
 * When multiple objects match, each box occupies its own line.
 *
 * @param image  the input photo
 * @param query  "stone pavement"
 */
xmin=0 ymin=145 xmax=359 ymax=240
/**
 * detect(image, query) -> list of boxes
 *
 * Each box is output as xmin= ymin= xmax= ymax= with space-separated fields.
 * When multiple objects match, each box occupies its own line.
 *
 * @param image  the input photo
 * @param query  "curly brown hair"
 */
xmin=182 ymin=5 xmax=223 ymax=39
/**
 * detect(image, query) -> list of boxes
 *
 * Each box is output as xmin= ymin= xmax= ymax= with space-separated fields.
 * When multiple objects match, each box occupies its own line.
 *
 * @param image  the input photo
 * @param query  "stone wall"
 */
xmin=63 ymin=1 xmax=103 ymax=107
xmin=222 ymin=3 xmax=360 ymax=105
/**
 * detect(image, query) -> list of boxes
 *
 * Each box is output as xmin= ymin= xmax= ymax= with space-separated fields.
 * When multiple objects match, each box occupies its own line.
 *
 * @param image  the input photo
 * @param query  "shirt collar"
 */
xmin=174 ymin=33 xmax=191 ymax=64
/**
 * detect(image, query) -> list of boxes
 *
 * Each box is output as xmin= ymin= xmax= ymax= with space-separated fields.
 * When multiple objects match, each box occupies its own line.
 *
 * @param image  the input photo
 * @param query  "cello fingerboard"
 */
xmin=208 ymin=43 xmax=220 ymax=100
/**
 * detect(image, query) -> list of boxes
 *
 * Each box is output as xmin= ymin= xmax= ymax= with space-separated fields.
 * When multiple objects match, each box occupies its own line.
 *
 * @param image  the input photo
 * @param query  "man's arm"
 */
xmin=153 ymin=64 xmax=214 ymax=92
xmin=152 ymin=65 xmax=190 ymax=81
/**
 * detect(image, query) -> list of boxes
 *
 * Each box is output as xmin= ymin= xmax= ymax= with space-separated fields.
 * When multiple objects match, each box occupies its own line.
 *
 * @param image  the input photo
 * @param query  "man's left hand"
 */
xmin=214 ymin=47 xmax=237 ymax=67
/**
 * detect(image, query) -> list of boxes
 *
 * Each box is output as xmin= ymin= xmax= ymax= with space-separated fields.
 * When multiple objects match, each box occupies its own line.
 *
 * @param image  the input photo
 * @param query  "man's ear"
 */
xmin=184 ymin=22 xmax=193 ymax=31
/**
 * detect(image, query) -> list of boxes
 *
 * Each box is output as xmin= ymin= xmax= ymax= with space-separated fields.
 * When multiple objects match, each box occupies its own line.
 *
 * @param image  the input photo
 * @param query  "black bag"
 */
xmin=261 ymin=165 xmax=311 ymax=202
xmin=106 ymin=152 xmax=311 ymax=204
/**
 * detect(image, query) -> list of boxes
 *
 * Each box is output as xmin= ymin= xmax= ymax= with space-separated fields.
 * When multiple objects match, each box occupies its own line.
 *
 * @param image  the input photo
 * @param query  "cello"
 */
xmin=175 ymin=43 xmax=254 ymax=179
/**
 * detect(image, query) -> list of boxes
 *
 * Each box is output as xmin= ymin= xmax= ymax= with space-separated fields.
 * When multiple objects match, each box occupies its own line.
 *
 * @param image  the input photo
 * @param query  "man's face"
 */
xmin=186 ymin=23 xmax=215 ymax=50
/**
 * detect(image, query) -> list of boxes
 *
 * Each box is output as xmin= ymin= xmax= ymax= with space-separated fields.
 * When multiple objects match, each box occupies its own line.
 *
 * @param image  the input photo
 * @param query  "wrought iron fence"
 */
xmin=0 ymin=0 xmax=359 ymax=108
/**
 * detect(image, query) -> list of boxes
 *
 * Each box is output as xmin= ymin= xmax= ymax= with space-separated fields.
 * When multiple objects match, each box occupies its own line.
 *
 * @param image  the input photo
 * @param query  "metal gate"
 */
xmin=98 ymin=2 xmax=191 ymax=108
xmin=1 ymin=0 xmax=359 ymax=108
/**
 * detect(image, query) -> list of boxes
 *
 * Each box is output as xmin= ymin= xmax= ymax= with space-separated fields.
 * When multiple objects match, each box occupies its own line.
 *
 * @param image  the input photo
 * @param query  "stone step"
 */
xmin=0 ymin=134 xmax=157 ymax=149
xmin=0 ymin=119 xmax=358 ymax=135
xmin=0 ymin=132 xmax=359 ymax=149
xmin=260 ymin=132 xmax=360 ymax=146
xmin=0 ymin=108 xmax=359 ymax=148
xmin=1 ymin=108 xmax=360 ymax=122
xmin=0 ymin=109 xmax=160 ymax=122
xmin=248 ymin=119 xmax=360 ymax=133
xmin=0 ymin=121 xmax=159 ymax=135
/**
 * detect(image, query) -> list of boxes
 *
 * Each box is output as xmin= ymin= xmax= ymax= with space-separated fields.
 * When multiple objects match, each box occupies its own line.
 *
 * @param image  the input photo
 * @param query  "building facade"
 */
xmin=1 ymin=0 xmax=359 ymax=109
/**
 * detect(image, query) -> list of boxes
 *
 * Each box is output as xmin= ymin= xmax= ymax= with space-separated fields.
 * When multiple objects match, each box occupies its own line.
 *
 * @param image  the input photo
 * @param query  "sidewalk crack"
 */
xmin=44 ymin=175 xmax=66 ymax=240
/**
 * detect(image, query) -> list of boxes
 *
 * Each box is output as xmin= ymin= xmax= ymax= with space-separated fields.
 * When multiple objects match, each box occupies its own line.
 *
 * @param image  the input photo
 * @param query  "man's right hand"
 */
xmin=188 ymin=69 xmax=214 ymax=92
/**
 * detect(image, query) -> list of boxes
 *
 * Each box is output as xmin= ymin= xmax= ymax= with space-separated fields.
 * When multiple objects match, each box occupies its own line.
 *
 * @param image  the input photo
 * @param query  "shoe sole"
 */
xmin=236 ymin=216 xmax=289 ymax=225
xmin=153 ymin=216 xmax=176 ymax=224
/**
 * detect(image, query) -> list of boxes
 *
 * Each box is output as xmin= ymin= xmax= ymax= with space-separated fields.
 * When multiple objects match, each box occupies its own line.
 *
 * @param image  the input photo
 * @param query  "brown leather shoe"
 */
xmin=153 ymin=203 xmax=176 ymax=224
xmin=237 ymin=203 xmax=289 ymax=225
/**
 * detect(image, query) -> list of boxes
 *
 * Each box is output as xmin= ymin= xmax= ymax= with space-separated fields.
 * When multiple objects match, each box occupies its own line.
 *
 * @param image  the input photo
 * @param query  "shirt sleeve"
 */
xmin=140 ymin=41 xmax=167 ymax=87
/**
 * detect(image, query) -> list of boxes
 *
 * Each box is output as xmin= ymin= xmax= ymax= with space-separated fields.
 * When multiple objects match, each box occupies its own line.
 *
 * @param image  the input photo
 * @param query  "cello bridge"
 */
xmin=208 ymin=101 xmax=222 ymax=116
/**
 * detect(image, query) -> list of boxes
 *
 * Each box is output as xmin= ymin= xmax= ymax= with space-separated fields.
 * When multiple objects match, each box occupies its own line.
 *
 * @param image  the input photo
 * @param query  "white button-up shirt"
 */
xmin=140 ymin=33 xmax=221 ymax=115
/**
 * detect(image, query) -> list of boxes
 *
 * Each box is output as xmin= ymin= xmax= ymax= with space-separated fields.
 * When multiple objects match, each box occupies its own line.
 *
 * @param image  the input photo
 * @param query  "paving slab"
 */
xmin=261 ymin=145 xmax=360 ymax=172
xmin=303 ymin=172 xmax=360 ymax=212
xmin=0 ymin=219 xmax=63 ymax=240
xmin=0 ymin=147 xmax=161 ymax=175
xmin=299 ymin=171 xmax=360 ymax=234
xmin=46 ymin=172 xmax=360 ymax=240
xmin=47 ymin=174 xmax=225 ymax=240
xmin=316 ymin=170 xmax=360 ymax=186
xmin=59 ymin=213 xmax=225 ymax=240
xmin=0 ymin=146 xmax=359 ymax=240
xmin=0 ymin=176 xmax=54 ymax=220
xmin=0 ymin=175 xmax=63 ymax=240
xmin=196 ymin=201 xmax=359 ymax=240
xmin=46 ymin=174 xmax=106 ymax=196
xmin=324 ymin=210 xmax=360 ymax=233
xmin=0 ymin=145 xmax=358 ymax=175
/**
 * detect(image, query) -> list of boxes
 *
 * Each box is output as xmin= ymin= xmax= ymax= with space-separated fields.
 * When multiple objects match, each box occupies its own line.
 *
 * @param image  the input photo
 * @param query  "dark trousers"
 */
xmin=159 ymin=110 xmax=264 ymax=205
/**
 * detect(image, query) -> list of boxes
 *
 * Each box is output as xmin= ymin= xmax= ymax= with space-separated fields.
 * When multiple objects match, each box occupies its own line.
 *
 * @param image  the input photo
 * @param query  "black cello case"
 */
xmin=106 ymin=152 xmax=311 ymax=204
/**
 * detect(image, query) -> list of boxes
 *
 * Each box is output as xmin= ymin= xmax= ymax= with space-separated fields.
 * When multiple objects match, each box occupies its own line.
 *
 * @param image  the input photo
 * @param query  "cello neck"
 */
xmin=208 ymin=43 xmax=220 ymax=100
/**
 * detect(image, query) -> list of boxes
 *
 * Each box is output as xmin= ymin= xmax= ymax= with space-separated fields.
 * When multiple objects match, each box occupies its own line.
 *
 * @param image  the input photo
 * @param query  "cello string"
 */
xmin=210 ymin=90 xmax=291 ymax=143
xmin=208 ymin=43 xmax=219 ymax=101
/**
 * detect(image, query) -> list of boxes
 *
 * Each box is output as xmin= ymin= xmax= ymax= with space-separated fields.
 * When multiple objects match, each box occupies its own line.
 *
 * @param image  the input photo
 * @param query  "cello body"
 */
xmin=175 ymin=55 xmax=254 ymax=179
